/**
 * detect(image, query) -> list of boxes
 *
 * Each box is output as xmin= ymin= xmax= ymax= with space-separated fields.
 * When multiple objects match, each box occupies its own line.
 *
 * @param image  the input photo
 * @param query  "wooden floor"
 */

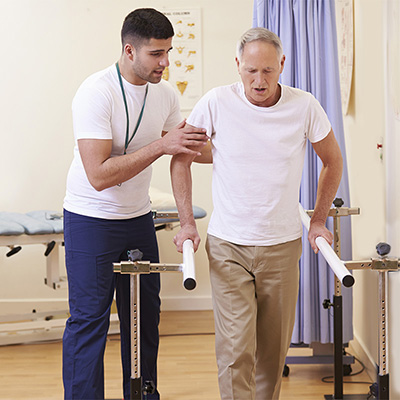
xmin=0 ymin=311 xmax=374 ymax=400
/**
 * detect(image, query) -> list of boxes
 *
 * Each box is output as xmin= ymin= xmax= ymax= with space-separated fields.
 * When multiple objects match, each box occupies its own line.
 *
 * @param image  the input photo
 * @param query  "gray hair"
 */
xmin=236 ymin=27 xmax=283 ymax=62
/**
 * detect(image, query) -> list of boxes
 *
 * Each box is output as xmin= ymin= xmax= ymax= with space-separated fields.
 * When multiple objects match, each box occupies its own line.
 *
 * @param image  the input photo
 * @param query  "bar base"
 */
xmin=378 ymin=373 xmax=389 ymax=400
xmin=131 ymin=377 xmax=143 ymax=400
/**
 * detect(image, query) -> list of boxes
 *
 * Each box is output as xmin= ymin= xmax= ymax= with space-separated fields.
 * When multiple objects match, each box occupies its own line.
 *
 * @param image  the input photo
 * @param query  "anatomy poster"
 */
xmin=162 ymin=9 xmax=202 ymax=110
xmin=335 ymin=0 xmax=354 ymax=115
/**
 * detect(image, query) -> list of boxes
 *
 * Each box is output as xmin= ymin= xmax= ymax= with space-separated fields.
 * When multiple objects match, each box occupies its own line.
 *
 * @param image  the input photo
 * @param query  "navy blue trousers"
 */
xmin=63 ymin=210 xmax=161 ymax=400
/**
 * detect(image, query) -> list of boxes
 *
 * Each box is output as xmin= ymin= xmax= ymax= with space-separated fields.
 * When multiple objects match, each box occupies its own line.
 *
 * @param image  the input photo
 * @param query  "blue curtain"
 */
xmin=253 ymin=0 xmax=353 ymax=344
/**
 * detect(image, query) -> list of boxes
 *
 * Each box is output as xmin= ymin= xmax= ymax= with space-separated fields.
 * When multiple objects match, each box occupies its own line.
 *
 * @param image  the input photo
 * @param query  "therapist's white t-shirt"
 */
xmin=187 ymin=82 xmax=331 ymax=246
xmin=64 ymin=65 xmax=182 ymax=220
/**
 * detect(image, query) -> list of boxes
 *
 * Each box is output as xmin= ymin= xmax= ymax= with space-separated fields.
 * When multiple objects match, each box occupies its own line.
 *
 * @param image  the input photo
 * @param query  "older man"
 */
xmin=170 ymin=27 xmax=343 ymax=399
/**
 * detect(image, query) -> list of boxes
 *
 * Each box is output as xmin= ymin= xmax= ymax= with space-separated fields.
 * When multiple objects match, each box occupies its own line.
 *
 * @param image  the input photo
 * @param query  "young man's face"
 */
xmin=131 ymin=37 xmax=172 ymax=85
xmin=236 ymin=40 xmax=285 ymax=107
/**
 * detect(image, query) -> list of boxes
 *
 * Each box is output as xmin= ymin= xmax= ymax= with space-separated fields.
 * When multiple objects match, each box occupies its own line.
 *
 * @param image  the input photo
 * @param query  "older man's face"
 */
xmin=236 ymin=40 xmax=285 ymax=108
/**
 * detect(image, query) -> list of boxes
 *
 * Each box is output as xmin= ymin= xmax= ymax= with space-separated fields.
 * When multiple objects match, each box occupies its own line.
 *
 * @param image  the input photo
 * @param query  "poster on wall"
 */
xmin=335 ymin=0 xmax=354 ymax=115
xmin=162 ymin=9 xmax=202 ymax=111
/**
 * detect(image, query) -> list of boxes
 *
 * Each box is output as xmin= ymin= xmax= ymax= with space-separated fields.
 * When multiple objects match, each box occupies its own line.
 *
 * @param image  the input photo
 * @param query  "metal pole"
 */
xmin=378 ymin=271 xmax=389 ymax=400
xmin=333 ymin=214 xmax=344 ymax=400
xmin=113 ymin=241 xmax=196 ymax=400
xmin=130 ymin=273 xmax=142 ymax=400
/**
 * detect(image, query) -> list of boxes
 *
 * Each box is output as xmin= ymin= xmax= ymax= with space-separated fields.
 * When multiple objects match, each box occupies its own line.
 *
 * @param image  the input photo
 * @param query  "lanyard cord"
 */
xmin=115 ymin=62 xmax=148 ymax=155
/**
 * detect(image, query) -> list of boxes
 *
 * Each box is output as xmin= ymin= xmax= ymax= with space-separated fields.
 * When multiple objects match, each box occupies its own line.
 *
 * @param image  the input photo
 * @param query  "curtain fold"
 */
xmin=253 ymin=0 xmax=353 ymax=344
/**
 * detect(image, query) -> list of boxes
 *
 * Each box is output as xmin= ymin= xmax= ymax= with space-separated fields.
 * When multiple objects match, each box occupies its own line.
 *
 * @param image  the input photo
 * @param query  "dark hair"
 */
xmin=121 ymin=8 xmax=174 ymax=48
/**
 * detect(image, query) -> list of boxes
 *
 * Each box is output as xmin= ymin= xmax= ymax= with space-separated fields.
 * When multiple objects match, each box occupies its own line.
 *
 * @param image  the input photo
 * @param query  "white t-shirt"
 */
xmin=64 ymin=65 xmax=182 ymax=219
xmin=187 ymin=82 xmax=331 ymax=246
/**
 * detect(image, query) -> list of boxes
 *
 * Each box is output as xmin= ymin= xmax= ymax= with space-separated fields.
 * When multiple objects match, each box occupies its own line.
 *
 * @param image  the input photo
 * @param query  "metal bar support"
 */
xmin=378 ymin=271 xmax=389 ymax=399
xmin=130 ymin=274 xmax=142 ymax=400
xmin=113 ymin=240 xmax=196 ymax=400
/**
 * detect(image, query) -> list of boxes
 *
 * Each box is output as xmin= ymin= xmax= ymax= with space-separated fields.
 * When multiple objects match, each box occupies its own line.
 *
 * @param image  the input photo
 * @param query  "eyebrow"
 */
xmin=148 ymin=47 xmax=173 ymax=53
xmin=246 ymin=66 xmax=275 ymax=71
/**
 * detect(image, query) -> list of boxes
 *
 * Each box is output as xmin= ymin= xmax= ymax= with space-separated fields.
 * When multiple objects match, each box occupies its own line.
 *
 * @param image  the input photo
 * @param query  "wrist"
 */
xmin=152 ymin=137 xmax=166 ymax=157
xmin=180 ymin=219 xmax=196 ymax=229
xmin=310 ymin=218 xmax=326 ymax=226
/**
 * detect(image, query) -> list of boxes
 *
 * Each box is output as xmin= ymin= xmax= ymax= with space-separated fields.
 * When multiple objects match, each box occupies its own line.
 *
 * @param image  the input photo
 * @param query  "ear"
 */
xmin=280 ymin=54 xmax=286 ymax=73
xmin=235 ymin=57 xmax=240 ymax=73
xmin=124 ymin=44 xmax=136 ymax=61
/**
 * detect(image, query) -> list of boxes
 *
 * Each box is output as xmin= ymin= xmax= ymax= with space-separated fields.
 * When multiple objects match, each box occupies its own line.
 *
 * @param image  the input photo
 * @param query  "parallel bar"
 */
xmin=113 ymin=240 xmax=197 ymax=400
xmin=181 ymin=240 xmax=196 ymax=290
xmin=131 ymin=274 xmax=140 ymax=380
xmin=299 ymin=204 xmax=355 ymax=287
xmin=333 ymin=212 xmax=343 ymax=399
xmin=333 ymin=295 xmax=344 ymax=399
xmin=379 ymin=271 xmax=387 ymax=376
xmin=113 ymin=241 xmax=197 ymax=290
xmin=152 ymin=211 xmax=179 ymax=220
xmin=306 ymin=207 xmax=360 ymax=218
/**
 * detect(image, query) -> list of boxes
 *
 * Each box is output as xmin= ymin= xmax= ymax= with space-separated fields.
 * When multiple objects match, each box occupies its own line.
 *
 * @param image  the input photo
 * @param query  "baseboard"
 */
xmin=0 ymin=314 xmax=120 ymax=346
xmin=160 ymin=295 xmax=213 ymax=311
xmin=0 ymin=298 xmax=68 ymax=321
xmin=349 ymin=334 xmax=377 ymax=382
xmin=0 ymin=295 xmax=213 ymax=317
xmin=0 ymin=296 xmax=213 ymax=346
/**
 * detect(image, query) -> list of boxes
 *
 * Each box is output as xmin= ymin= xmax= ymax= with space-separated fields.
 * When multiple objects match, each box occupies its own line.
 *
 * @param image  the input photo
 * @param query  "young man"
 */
xmin=63 ymin=8 xmax=207 ymax=400
xmin=171 ymin=27 xmax=343 ymax=399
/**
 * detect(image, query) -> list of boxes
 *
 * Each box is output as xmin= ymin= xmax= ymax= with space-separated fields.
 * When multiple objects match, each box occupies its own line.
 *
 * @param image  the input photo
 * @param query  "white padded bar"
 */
xmin=180 ymin=240 xmax=196 ymax=290
xmin=299 ymin=204 xmax=354 ymax=288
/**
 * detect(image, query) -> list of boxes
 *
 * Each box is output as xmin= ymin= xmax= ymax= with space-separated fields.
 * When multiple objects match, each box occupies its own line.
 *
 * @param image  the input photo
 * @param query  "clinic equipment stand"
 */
xmin=301 ymin=200 xmax=399 ymax=399
xmin=113 ymin=239 xmax=196 ymax=400
xmin=344 ymin=243 xmax=399 ymax=400
xmin=321 ymin=201 xmax=362 ymax=400
xmin=300 ymin=201 xmax=358 ymax=400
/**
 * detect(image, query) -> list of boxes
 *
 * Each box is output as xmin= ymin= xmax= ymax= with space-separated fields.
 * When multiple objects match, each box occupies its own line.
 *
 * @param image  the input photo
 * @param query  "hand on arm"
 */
xmin=308 ymin=130 xmax=343 ymax=253
xmin=78 ymin=120 xmax=207 ymax=191
xmin=170 ymin=123 xmax=211 ymax=252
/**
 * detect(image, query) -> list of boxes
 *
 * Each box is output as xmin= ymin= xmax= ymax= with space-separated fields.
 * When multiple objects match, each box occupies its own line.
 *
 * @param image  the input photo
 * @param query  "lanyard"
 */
xmin=115 ymin=62 xmax=148 ymax=155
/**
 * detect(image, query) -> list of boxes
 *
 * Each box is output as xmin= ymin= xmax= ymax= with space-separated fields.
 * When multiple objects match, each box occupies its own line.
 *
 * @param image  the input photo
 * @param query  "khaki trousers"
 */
xmin=206 ymin=235 xmax=302 ymax=400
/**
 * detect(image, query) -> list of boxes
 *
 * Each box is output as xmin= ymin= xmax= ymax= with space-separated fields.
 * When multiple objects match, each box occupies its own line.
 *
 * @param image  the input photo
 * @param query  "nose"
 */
xmin=254 ymin=72 xmax=265 ymax=86
xmin=160 ymin=54 xmax=169 ymax=68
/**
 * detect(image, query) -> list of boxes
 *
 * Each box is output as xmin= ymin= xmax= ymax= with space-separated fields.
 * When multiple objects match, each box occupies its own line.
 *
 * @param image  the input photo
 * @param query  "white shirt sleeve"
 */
xmin=72 ymin=85 xmax=113 ymax=141
xmin=186 ymin=90 xmax=216 ymax=138
xmin=305 ymin=94 xmax=332 ymax=143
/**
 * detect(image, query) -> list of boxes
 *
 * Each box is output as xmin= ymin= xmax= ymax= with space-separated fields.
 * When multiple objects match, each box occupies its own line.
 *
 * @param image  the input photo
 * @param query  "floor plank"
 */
xmin=0 ymin=311 xmax=374 ymax=400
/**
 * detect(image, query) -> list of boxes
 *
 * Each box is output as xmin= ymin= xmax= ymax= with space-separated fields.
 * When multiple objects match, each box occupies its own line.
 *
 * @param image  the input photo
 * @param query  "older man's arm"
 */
xmin=170 ymin=129 xmax=212 ymax=253
xmin=308 ymin=129 xmax=343 ymax=253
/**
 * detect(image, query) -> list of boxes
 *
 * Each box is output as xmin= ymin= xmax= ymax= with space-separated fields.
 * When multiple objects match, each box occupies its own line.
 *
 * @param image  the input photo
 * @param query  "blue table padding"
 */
xmin=0 ymin=220 xmax=25 ymax=236
xmin=0 ymin=206 xmax=206 ymax=236
xmin=26 ymin=211 xmax=63 ymax=234
xmin=0 ymin=211 xmax=61 ymax=235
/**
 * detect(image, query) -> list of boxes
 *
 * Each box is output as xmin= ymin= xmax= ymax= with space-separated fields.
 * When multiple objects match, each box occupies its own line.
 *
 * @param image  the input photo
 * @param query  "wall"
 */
xmin=343 ymin=0 xmax=400 ymax=397
xmin=384 ymin=1 xmax=400 ymax=397
xmin=0 ymin=0 xmax=253 ymax=316
xmin=343 ymin=0 xmax=385 ymax=367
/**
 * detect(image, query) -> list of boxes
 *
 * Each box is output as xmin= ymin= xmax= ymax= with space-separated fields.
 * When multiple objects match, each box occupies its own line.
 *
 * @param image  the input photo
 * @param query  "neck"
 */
xmin=247 ymin=83 xmax=281 ymax=108
xmin=269 ymin=84 xmax=281 ymax=106
xmin=118 ymin=55 xmax=146 ymax=86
